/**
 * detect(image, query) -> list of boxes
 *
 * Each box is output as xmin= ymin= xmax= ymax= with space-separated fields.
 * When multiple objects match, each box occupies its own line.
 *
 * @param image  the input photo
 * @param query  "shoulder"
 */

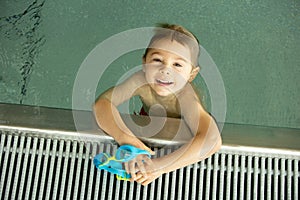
xmin=124 ymin=70 xmax=147 ymax=88
xmin=177 ymin=83 xmax=201 ymax=103
xmin=97 ymin=70 xmax=148 ymax=105
xmin=130 ymin=70 xmax=145 ymax=80
xmin=125 ymin=70 xmax=151 ymax=96
xmin=177 ymin=83 xmax=206 ymax=116
xmin=114 ymin=70 xmax=147 ymax=91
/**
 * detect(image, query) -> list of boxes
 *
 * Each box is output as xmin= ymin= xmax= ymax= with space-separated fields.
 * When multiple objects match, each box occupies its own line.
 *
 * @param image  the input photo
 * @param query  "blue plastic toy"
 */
xmin=93 ymin=145 xmax=151 ymax=181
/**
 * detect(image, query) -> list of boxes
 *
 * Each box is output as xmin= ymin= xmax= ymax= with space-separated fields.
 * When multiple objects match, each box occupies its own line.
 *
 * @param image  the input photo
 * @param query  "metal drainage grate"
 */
xmin=0 ymin=130 xmax=299 ymax=200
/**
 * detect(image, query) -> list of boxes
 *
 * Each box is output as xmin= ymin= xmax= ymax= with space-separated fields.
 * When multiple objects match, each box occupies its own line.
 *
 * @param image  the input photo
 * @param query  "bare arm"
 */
xmin=153 ymin=108 xmax=221 ymax=172
xmin=93 ymin=71 xmax=154 ymax=153
xmin=135 ymin=93 xmax=222 ymax=185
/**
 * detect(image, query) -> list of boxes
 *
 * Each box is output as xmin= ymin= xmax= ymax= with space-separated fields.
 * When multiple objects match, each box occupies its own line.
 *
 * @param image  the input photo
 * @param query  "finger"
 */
xmin=145 ymin=147 xmax=155 ymax=155
xmin=135 ymin=173 xmax=143 ymax=180
xmin=130 ymin=173 xmax=141 ymax=182
xmin=150 ymin=150 xmax=156 ymax=155
xmin=142 ymin=156 xmax=152 ymax=165
xmin=129 ymin=160 xmax=136 ymax=180
xmin=142 ymin=157 xmax=155 ymax=172
xmin=135 ymin=173 xmax=147 ymax=184
xmin=124 ymin=162 xmax=129 ymax=174
xmin=136 ymin=159 xmax=147 ymax=178
xmin=142 ymin=154 xmax=152 ymax=163
xmin=138 ymin=174 xmax=153 ymax=186
xmin=139 ymin=144 xmax=155 ymax=155
xmin=133 ymin=140 xmax=155 ymax=155
xmin=141 ymin=179 xmax=151 ymax=186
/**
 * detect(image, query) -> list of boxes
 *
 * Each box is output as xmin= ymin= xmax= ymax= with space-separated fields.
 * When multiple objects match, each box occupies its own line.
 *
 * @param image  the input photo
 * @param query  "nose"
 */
xmin=159 ymin=65 xmax=171 ymax=75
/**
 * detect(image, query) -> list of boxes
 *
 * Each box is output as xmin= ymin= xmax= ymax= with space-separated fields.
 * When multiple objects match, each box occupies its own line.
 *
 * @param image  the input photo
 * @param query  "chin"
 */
xmin=152 ymin=88 xmax=170 ymax=96
xmin=157 ymin=92 xmax=171 ymax=97
xmin=155 ymin=88 xmax=178 ymax=97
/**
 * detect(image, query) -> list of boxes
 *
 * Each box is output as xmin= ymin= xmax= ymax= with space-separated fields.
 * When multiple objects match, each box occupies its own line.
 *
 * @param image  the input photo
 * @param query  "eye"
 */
xmin=174 ymin=62 xmax=183 ymax=68
xmin=152 ymin=58 xmax=162 ymax=63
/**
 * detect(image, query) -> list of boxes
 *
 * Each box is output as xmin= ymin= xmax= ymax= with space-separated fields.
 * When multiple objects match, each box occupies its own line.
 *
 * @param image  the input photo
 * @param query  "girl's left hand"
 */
xmin=134 ymin=169 xmax=163 ymax=186
xmin=124 ymin=154 xmax=153 ymax=181
xmin=131 ymin=159 xmax=164 ymax=186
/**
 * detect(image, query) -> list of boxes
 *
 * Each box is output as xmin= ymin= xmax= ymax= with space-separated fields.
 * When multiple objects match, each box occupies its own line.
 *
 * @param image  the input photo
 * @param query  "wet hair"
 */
xmin=143 ymin=23 xmax=200 ymax=66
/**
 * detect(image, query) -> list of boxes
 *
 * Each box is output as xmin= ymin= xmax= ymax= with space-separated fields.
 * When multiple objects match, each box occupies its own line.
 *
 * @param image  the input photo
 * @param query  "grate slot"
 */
xmin=191 ymin=162 xmax=198 ymax=199
xmin=260 ymin=157 xmax=266 ymax=200
xmin=239 ymin=155 xmax=246 ymax=200
xmin=94 ymin=143 xmax=104 ymax=200
xmin=80 ymin=142 xmax=91 ymax=200
xmin=11 ymin=135 xmax=25 ymax=199
xmin=218 ymin=153 xmax=226 ymax=199
xmin=31 ymin=138 xmax=44 ymax=199
xmin=274 ymin=158 xmax=280 ymax=200
xmin=267 ymin=157 xmax=272 ymax=200
xmin=4 ymin=135 xmax=18 ymax=199
xmin=45 ymin=139 xmax=57 ymax=200
xmin=74 ymin=141 xmax=84 ymax=199
xmin=226 ymin=154 xmax=233 ymax=200
xmin=17 ymin=136 xmax=31 ymax=200
xmin=66 ymin=140 xmax=78 ymax=200
xmin=0 ymin=134 xmax=11 ymax=198
xmin=153 ymin=148 xmax=163 ymax=200
xmin=280 ymin=158 xmax=286 ymax=200
xmin=294 ymin=160 xmax=299 ymax=200
xmin=38 ymin=138 xmax=51 ymax=200
xmin=52 ymin=140 xmax=64 ymax=199
xmin=25 ymin=137 xmax=38 ymax=199
xmin=232 ymin=154 xmax=239 ymax=200
xmin=0 ymin=134 xmax=5 ymax=168
xmin=253 ymin=156 xmax=259 ymax=200
xmin=59 ymin=140 xmax=70 ymax=200
xmin=212 ymin=153 xmax=219 ymax=200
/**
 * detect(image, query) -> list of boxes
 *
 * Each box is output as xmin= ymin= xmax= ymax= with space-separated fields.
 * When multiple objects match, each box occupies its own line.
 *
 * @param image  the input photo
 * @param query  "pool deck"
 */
xmin=0 ymin=103 xmax=299 ymax=153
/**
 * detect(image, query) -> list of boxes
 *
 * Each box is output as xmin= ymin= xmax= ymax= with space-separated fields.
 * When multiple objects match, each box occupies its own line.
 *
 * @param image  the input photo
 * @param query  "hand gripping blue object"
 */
xmin=93 ymin=145 xmax=151 ymax=181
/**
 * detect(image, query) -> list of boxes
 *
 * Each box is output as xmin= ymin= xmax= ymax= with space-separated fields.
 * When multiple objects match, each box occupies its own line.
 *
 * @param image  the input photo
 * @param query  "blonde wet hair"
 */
xmin=143 ymin=23 xmax=200 ymax=67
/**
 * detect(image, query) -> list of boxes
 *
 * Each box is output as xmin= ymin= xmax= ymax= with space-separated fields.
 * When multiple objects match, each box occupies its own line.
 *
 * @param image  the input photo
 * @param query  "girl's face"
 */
xmin=143 ymin=38 xmax=198 ymax=96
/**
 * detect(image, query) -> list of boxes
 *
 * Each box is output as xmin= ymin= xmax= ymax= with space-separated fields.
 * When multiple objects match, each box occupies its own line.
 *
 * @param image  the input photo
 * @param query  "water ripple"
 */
xmin=0 ymin=0 xmax=46 ymax=104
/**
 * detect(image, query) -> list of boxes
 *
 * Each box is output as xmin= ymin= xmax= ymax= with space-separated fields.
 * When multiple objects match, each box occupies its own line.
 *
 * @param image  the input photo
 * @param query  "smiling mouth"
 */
xmin=156 ymin=79 xmax=174 ymax=86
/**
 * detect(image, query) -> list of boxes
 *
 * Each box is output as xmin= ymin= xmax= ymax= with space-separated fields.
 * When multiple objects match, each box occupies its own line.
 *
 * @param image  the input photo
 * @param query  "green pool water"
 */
xmin=0 ymin=0 xmax=299 ymax=129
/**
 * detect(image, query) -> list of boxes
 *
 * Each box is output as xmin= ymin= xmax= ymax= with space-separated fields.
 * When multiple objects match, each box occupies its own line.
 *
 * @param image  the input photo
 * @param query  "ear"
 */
xmin=188 ymin=66 xmax=200 ymax=82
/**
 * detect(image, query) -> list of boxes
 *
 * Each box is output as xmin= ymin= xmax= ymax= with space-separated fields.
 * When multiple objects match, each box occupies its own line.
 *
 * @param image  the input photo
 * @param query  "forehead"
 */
xmin=148 ymin=38 xmax=192 ymax=63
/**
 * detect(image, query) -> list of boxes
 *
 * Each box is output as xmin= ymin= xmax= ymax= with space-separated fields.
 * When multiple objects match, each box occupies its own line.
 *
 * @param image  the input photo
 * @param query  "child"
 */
xmin=93 ymin=24 xmax=222 ymax=185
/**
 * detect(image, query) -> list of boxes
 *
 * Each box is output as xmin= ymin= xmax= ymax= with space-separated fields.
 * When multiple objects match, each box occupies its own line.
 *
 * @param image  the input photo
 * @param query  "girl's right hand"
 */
xmin=116 ymin=134 xmax=155 ymax=155
xmin=116 ymin=134 xmax=155 ymax=181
